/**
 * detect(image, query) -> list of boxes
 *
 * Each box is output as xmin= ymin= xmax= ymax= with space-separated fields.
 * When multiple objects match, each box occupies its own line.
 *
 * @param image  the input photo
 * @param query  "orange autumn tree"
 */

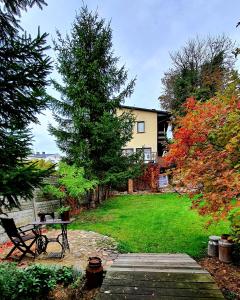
xmin=165 ymin=79 xmax=240 ymax=219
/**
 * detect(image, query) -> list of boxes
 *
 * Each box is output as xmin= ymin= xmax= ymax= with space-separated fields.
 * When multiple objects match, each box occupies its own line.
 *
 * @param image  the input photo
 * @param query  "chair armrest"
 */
xmin=18 ymin=224 xmax=32 ymax=230
xmin=18 ymin=225 xmax=36 ymax=235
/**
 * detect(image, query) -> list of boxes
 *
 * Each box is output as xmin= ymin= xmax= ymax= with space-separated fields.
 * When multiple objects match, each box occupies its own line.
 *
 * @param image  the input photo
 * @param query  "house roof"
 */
xmin=120 ymin=105 xmax=170 ymax=116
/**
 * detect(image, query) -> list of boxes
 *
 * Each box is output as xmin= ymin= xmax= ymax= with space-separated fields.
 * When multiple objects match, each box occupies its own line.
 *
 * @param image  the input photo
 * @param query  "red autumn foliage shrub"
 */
xmin=134 ymin=163 xmax=160 ymax=192
xmin=165 ymin=81 xmax=240 ymax=220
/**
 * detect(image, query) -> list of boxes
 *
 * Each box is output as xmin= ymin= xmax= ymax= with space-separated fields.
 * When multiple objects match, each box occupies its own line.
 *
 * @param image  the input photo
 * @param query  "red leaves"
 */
xmin=237 ymin=101 xmax=240 ymax=110
xmin=165 ymin=89 xmax=240 ymax=219
xmin=183 ymin=97 xmax=196 ymax=110
xmin=135 ymin=163 xmax=160 ymax=192
xmin=0 ymin=241 xmax=13 ymax=254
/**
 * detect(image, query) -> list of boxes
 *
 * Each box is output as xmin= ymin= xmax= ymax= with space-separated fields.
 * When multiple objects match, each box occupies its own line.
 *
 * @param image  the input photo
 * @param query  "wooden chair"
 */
xmin=0 ymin=218 xmax=40 ymax=261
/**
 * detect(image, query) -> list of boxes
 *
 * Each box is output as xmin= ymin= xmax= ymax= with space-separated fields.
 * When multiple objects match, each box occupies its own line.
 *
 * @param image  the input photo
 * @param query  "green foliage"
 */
xmin=0 ymin=1 xmax=47 ymax=40
xmin=40 ymin=184 xmax=65 ymax=199
xmin=159 ymin=35 xmax=236 ymax=116
xmin=54 ymin=265 xmax=77 ymax=286
xmin=69 ymin=193 xmax=229 ymax=258
xmin=40 ymin=162 xmax=98 ymax=203
xmin=58 ymin=162 xmax=98 ymax=198
xmin=50 ymin=6 xmax=140 ymax=185
xmin=0 ymin=263 xmax=80 ymax=300
xmin=0 ymin=0 xmax=52 ymax=211
xmin=0 ymin=158 xmax=54 ymax=213
xmin=0 ymin=262 xmax=23 ymax=300
xmin=229 ymin=208 xmax=240 ymax=244
xmin=56 ymin=205 xmax=70 ymax=215
xmin=18 ymin=264 xmax=57 ymax=297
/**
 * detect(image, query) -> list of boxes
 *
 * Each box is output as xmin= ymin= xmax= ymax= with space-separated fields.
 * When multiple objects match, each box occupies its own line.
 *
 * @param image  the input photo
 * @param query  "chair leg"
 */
xmin=18 ymin=246 xmax=35 ymax=261
xmin=24 ymin=239 xmax=39 ymax=259
xmin=7 ymin=240 xmax=37 ymax=261
xmin=5 ymin=245 xmax=17 ymax=258
xmin=5 ymin=236 xmax=40 ymax=261
xmin=18 ymin=250 xmax=28 ymax=262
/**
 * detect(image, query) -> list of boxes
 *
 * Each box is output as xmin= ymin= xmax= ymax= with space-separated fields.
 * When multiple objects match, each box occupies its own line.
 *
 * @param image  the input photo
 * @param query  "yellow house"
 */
xmin=118 ymin=105 xmax=170 ymax=162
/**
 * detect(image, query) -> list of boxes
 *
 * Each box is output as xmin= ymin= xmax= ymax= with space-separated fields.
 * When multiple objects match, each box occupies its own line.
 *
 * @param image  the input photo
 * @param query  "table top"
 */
xmin=31 ymin=219 xmax=73 ymax=225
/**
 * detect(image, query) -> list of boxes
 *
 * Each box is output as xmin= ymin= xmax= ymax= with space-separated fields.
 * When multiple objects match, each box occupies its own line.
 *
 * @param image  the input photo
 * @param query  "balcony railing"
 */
xmin=142 ymin=151 xmax=157 ymax=163
xmin=122 ymin=150 xmax=158 ymax=163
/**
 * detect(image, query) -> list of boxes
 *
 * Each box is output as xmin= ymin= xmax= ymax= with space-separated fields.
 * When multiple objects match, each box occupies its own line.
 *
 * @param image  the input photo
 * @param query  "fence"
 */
xmin=0 ymin=191 xmax=60 ymax=243
xmin=0 ymin=183 xmax=113 ymax=243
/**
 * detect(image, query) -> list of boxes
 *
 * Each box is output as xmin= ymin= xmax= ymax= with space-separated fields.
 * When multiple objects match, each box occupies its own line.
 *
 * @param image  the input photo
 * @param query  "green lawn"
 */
xmin=69 ymin=193 xmax=229 ymax=258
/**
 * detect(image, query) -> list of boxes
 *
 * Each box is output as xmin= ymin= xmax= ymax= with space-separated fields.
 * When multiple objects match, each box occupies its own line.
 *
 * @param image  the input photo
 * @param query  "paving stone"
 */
xmin=0 ymin=229 xmax=119 ymax=270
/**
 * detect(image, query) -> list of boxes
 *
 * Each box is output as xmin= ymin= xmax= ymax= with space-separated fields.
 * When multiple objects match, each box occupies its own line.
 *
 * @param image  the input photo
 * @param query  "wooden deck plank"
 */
xmin=118 ymin=254 xmax=192 ymax=259
xmin=117 ymin=257 xmax=196 ymax=263
xmin=112 ymin=262 xmax=202 ymax=268
xmin=105 ymin=271 xmax=214 ymax=282
xmin=118 ymin=255 xmax=192 ymax=259
xmin=96 ymin=254 xmax=224 ymax=299
xmin=107 ymin=267 xmax=208 ymax=273
xmin=99 ymin=286 xmax=223 ymax=297
xmin=102 ymin=279 xmax=220 ymax=289
xmin=97 ymin=294 xmax=224 ymax=300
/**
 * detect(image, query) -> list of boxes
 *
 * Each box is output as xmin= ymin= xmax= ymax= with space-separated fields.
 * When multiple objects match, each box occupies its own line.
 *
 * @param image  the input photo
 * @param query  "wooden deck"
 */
xmin=96 ymin=254 xmax=224 ymax=299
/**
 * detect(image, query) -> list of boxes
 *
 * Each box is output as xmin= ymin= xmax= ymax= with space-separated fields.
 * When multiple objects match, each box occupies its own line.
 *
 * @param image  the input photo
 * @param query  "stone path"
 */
xmin=0 ymin=230 xmax=119 ymax=270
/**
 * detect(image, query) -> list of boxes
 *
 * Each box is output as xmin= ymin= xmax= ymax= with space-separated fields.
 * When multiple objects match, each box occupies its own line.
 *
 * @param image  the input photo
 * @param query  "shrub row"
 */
xmin=0 ymin=263 xmax=81 ymax=300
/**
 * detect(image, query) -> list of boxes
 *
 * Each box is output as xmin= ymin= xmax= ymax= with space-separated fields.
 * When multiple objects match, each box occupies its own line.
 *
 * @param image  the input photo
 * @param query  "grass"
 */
xmin=69 ymin=193 xmax=229 ymax=258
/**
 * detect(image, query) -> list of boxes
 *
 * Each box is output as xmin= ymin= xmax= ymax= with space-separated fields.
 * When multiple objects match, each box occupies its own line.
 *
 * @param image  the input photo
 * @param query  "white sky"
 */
xmin=20 ymin=0 xmax=240 ymax=153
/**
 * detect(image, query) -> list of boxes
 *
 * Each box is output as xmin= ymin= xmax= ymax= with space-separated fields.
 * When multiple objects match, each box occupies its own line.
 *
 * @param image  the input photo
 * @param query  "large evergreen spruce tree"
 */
xmin=50 ymin=6 xmax=140 ymax=184
xmin=0 ymin=0 xmax=52 ymax=211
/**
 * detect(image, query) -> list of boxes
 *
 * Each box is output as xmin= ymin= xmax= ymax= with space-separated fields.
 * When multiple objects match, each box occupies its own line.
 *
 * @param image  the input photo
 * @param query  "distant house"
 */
xmin=28 ymin=152 xmax=61 ymax=164
xmin=118 ymin=105 xmax=171 ymax=163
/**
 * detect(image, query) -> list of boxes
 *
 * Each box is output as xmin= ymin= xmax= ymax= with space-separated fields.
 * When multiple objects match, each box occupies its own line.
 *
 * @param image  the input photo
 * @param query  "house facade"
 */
xmin=118 ymin=105 xmax=171 ymax=162
xmin=28 ymin=152 xmax=61 ymax=164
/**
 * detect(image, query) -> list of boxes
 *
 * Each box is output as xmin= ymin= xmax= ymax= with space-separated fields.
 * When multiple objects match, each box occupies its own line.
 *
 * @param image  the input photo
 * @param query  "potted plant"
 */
xmin=57 ymin=206 xmax=71 ymax=221
xmin=38 ymin=212 xmax=46 ymax=222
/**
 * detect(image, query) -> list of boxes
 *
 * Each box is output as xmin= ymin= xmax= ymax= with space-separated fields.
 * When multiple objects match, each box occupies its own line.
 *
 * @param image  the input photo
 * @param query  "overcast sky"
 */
xmin=20 ymin=0 xmax=240 ymax=153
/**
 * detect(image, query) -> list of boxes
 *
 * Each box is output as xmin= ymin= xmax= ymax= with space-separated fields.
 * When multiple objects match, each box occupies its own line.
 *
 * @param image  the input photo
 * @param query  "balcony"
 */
xmin=122 ymin=149 xmax=158 ymax=163
xmin=142 ymin=151 xmax=158 ymax=163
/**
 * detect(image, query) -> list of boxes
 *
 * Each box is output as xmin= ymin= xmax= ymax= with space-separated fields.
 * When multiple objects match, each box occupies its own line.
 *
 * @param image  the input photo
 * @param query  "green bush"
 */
xmin=0 ymin=263 xmax=23 ymax=300
xmin=229 ymin=208 xmax=240 ymax=243
xmin=0 ymin=263 xmax=81 ymax=300
xmin=40 ymin=184 xmax=65 ymax=199
xmin=19 ymin=264 xmax=57 ymax=299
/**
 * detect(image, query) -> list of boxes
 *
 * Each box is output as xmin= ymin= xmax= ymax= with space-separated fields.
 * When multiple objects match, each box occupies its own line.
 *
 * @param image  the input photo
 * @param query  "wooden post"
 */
xmin=32 ymin=197 xmax=37 ymax=221
xmin=128 ymin=179 xmax=133 ymax=194
xmin=89 ymin=190 xmax=96 ymax=208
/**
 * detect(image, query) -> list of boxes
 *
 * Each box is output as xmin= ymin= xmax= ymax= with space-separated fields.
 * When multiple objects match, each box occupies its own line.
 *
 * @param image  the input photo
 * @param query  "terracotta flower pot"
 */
xmin=60 ymin=211 xmax=70 ymax=221
xmin=38 ymin=213 xmax=46 ymax=222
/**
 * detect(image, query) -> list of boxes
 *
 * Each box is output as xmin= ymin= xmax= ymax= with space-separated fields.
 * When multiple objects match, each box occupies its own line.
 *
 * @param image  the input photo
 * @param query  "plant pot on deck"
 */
xmin=38 ymin=213 xmax=46 ymax=222
xmin=60 ymin=211 xmax=70 ymax=221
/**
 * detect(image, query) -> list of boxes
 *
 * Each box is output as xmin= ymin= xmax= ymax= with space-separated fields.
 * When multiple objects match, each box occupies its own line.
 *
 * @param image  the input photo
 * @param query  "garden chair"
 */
xmin=0 ymin=217 xmax=40 ymax=261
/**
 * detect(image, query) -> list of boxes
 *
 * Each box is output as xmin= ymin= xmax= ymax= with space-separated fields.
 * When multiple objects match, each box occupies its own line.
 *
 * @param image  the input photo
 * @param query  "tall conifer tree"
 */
xmin=0 ymin=0 xmax=52 ymax=211
xmin=50 ymin=6 xmax=139 ymax=184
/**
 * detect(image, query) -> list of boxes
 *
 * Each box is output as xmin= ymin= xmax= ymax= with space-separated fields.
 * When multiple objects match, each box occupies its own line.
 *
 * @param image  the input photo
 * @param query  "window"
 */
xmin=136 ymin=148 xmax=152 ymax=161
xmin=137 ymin=121 xmax=145 ymax=133
xmin=122 ymin=148 xmax=134 ymax=156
